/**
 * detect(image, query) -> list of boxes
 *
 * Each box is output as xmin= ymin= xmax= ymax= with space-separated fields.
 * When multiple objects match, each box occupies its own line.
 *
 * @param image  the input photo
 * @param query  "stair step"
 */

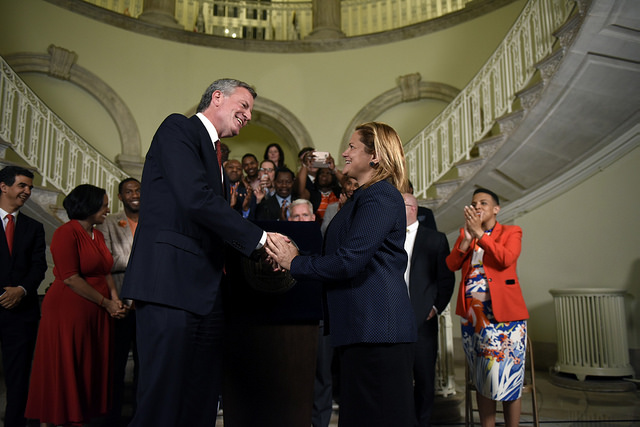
xmin=496 ymin=109 xmax=525 ymax=135
xmin=434 ymin=178 xmax=464 ymax=201
xmin=476 ymin=134 xmax=506 ymax=158
xmin=0 ymin=140 xmax=11 ymax=159
xmin=554 ymin=12 xmax=582 ymax=49
xmin=29 ymin=186 xmax=63 ymax=220
xmin=455 ymin=157 xmax=485 ymax=179
xmin=535 ymin=47 xmax=565 ymax=83
xmin=516 ymin=80 xmax=545 ymax=110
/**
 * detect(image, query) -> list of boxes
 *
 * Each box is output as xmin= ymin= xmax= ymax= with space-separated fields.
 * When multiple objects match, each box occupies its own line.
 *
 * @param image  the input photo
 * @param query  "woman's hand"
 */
xmin=459 ymin=205 xmax=482 ymax=251
xmin=464 ymin=205 xmax=484 ymax=240
xmin=265 ymin=233 xmax=299 ymax=271
xmin=103 ymin=298 xmax=128 ymax=319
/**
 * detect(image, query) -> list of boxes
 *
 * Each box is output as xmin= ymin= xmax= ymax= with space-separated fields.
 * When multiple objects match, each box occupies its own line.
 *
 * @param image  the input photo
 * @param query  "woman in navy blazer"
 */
xmin=267 ymin=122 xmax=417 ymax=427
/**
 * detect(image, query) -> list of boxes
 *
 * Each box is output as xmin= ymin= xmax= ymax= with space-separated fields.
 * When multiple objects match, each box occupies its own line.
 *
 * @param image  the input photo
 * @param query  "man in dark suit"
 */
xmin=121 ymin=79 xmax=284 ymax=427
xmin=403 ymin=193 xmax=455 ymax=427
xmin=255 ymin=167 xmax=295 ymax=221
xmin=0 ymin=166 xmax=47 ymax=427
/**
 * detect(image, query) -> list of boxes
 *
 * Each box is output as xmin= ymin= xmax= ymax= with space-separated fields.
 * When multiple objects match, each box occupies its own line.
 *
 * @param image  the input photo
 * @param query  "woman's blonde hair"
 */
xmin=354 ymin=122 xmax=409 ymax=193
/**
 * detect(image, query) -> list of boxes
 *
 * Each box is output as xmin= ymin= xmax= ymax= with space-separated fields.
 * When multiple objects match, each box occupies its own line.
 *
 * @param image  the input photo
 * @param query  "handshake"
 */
xmin=264 ymin=232 xmax=299 ymax=271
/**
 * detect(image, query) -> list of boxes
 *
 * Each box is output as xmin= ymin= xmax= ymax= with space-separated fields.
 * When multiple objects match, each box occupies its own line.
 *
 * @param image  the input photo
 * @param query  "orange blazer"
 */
xmin=446 ymin=222 xmax=529 ymax=323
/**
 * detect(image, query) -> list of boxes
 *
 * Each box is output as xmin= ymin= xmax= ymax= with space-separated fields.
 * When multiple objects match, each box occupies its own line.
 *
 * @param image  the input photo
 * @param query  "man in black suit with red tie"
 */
xmin=121 ymin=79 xmax=286 ymax=427
xmin=403 ymin=193 xmax=455 ymax=427
xmin=0 ymin=166 xmax=47 ymax=427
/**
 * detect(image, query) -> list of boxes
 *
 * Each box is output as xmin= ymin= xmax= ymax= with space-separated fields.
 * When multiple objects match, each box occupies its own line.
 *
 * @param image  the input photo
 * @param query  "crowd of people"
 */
xmin=0 ymin=77 xmax=529 ymax=427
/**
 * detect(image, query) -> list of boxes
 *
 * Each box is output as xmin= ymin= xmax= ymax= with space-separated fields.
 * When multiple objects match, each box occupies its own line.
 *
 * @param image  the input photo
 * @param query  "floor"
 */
xmin=7 ymin=359 xmax=639 ymax=426
xmin=219 ymin=364 xmax=640 ymax=427
xmin=211 ymin=362 xmax=640 ymax=427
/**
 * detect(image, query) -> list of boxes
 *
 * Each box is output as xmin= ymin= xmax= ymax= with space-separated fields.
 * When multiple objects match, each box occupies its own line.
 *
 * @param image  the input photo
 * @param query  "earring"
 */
xmin=369 ymin=161 xmax=376 ymax=167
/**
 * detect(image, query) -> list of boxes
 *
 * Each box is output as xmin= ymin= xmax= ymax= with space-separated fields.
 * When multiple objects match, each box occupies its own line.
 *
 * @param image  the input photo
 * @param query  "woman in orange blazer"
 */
xmin=446 ymin=188 xmax=528 ymax=427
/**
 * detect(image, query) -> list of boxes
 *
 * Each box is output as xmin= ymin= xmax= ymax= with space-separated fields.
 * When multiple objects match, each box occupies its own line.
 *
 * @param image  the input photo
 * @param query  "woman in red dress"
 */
xmin=25 ymin=184 xmax=127 ymax=426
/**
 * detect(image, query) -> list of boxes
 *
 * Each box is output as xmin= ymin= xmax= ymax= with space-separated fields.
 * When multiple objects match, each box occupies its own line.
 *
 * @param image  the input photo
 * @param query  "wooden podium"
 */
xmin=222 ymin=221 xmax=324 ymax=427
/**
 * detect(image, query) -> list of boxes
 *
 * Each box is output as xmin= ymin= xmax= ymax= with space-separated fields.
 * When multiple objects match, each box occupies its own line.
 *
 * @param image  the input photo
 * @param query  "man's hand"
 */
xmin=0 ymin=287 xmax=25 ymax=310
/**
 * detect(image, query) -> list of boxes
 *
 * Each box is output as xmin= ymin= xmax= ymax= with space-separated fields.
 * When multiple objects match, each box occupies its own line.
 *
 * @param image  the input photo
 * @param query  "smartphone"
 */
xmin=311 ymin=151 xmax=330 ymax=168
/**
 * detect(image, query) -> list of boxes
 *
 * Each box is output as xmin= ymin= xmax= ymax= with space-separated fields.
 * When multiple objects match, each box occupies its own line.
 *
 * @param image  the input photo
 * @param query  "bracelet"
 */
xmin=100 ymin=296 xmax=105 ymax=307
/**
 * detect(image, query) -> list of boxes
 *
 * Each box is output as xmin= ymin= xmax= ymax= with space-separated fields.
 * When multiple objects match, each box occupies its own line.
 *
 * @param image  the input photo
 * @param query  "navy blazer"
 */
xmin=291 ymin=180 xmax=417 ymax=347
xmin=408 ymin=224 xmax=455 ymax=326
xmin=121 ymin=114 xmax=264 ymax=315
xmin=0 ymin=212 xmax=47 ymax=317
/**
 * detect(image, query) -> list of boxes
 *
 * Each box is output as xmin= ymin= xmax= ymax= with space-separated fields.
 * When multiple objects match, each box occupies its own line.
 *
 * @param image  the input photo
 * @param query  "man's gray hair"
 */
xmin=196 ymin=79 xmax=257 ymax=113
xmin=288 ymin=198 xmax=314 ymax=215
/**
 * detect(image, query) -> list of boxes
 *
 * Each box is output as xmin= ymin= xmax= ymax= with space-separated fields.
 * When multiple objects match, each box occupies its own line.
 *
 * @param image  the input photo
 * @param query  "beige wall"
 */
xmin=515 ymin=145 xmax=640 ymax=350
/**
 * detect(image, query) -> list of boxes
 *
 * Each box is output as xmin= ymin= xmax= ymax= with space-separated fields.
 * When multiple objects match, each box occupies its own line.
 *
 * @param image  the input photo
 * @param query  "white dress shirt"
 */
xmin=404 ymin=220 xmax=419 ymax=296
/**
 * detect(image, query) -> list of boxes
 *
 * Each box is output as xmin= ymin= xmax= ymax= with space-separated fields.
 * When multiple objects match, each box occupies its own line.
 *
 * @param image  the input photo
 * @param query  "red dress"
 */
xmin=25 ymin=220 xmax=114 ymax=426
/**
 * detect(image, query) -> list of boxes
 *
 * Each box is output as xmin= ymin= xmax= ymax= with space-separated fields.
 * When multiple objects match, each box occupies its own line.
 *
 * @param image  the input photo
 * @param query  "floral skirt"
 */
xmin=461 ymin=266 xmax=526 ymax=401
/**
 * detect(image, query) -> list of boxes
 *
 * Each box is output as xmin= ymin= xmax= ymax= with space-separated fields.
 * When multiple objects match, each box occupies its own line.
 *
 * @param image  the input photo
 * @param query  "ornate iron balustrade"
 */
xmin=0 ymin=57 xmax=128 ymax=213
xmin=81 ymin=0 xmax=474 ymax=40
xmin=404 ymin=0 xmax=575 ymax=200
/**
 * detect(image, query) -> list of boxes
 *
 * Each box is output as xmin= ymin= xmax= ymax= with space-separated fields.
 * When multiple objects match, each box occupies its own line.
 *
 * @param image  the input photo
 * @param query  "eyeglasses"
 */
xmin=259 ymin=168 xmax=275 ymax=172
xmin=405 ymin=204 xmax=417 ymax=208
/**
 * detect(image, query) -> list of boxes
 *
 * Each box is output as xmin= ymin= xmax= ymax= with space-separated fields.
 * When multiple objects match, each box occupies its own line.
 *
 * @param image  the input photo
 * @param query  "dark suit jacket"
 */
xmin=121 ymin=114 xmax=264 ymax=316
xmin=417 ymin=206 xmax=437 ymax=231
xmin=446 ymin=222 xmax=528 ymax=322
xmin=255 ymin=195 xmax=287 ymax=221
xmin=408 ymin=224 xmax=454 ymax=326
xmin=0 ymin=212 xmax=47 ymax=317
xmin=291 ymin=180 xmax=417 ymax=347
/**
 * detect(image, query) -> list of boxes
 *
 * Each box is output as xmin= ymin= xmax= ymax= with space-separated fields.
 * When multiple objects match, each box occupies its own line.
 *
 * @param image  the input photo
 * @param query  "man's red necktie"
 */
xmin=215 ymin=140 xmax=222 ymax=168
xmin=5 ymin=214 xmax=14 ymax=254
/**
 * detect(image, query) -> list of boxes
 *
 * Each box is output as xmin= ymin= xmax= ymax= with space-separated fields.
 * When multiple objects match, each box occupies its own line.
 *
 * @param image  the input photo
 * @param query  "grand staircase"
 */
xmin=2 ymin=0 xmax=638 ymax=242
xmin=407 ymin=0 xmax=640 ymax=234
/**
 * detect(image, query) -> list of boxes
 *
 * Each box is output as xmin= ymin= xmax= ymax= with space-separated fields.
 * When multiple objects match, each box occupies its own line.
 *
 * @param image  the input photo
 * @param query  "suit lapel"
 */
xmin=191 ymin=115 xmax=224 ymax=196
xmin=115 ymin=212 xmax=134 ymax=246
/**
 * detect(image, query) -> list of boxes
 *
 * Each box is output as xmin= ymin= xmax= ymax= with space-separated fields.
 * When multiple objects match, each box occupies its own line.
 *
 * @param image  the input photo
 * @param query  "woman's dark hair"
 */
xmin=473 ymin=187 xmax=500 ymax=205
xmin=63 ymin=184 xmax=106 ymax=220
xmin=315 ymin=167 xmax=339 ymax=190
xmin=264 ymin=143 xmax=285 ymax=168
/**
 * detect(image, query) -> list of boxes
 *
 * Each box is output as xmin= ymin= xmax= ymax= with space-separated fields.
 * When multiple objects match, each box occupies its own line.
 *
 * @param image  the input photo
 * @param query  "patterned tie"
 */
xmin=5 ymin=214 xmax=14 ymax=254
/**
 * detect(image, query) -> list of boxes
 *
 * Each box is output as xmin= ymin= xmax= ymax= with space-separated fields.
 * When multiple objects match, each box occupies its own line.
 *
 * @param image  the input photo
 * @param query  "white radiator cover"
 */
xmin=550 ymin=288 xmax=634 ymax=381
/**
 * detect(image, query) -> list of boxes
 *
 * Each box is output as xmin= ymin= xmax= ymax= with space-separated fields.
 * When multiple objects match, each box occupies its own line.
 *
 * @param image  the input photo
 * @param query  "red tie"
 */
xmin=215 ymin=140 xmax=222 ymax=168
xmin=215 ymin=139 xmax=225 ymax=195
xmin=5 ymin=214 xmax=14 ymax=255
